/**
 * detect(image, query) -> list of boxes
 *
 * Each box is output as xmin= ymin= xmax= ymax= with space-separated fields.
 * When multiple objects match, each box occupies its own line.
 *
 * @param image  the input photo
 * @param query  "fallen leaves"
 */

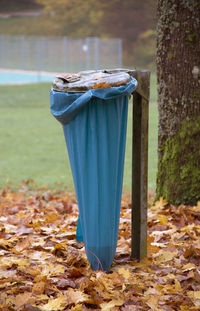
xmin=0 ymin=186 xmax=200 ymax=310
xmin=40 ymin=294 xmax=67 ymax=311
xmin=188 ymin=291 xmax=200 ymax=308
xmin=93 ymin=82 xmax=111 ymax=89
xmin=14 ymin=292 xmax=33 ymax=308
xmin=100 ymin=299 xmax=124 ymax=311
xmin=152 ymin=249 xmax=178 ymax=263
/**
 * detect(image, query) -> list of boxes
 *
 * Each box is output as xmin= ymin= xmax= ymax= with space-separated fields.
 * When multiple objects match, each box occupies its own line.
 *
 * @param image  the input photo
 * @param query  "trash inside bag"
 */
xmin=50 ymin=69 xmax=137 ymax=271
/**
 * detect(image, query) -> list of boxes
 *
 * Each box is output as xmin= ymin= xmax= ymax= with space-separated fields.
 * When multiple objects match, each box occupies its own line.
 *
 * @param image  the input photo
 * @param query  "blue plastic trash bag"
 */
xmin=50 ymin=71 xmax=137 ymax=271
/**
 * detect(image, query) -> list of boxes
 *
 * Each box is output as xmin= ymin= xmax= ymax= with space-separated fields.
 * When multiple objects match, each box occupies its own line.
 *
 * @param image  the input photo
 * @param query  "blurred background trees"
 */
xmin=0 ymin=0 xmax=42 ymax=12
xmin=0 ymin=0 xmax=156 ymax=68
xmin=37 ymin=0 xmax=156 ymax=68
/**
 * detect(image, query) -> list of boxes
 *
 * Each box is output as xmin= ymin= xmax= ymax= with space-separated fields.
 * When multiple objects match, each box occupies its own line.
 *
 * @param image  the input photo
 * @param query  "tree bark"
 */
xmin=156 ymin=0 xmax=200 ymax=205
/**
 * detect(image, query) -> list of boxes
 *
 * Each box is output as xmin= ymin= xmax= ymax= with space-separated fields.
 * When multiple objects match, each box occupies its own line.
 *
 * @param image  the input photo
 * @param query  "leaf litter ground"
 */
xmin=0 ymin=183 xmax=200 ymax=311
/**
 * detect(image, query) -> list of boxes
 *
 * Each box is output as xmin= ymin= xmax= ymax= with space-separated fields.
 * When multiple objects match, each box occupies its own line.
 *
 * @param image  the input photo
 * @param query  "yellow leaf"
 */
xmin=0 ymin=240 xmax=13 ymax=249
xmin=118 ymin=268 xmax=131 ymax=280
xmin=188 ymin=291 xmax=200 ymax=299
xmin=193 ymin=291 xmax=200 ymax=299
xmin=0 ymin=282 xmax=18 ymax=289
xmin=52 ymin=264 xmax=65 ymax=276
xmin=157 ymin=214 xmax=168 ymax=225
xmin=26 ymin=267 xmax=41 ymax=276
xmin=42 ymin=263 xmax=65 ymax=276
xmin=182 ymin=263 xmax=196 ymax=271
xmin=144 ymin=287 xmax=160 ymax=296
xmin=166 ymin=273 xmax=176 ymax=279
xmin=153 ymin=250 xmax=178 ymax=263
xmin=162 ymin=284 xmax=177 ymax=294
xmin=180 ymin=223 xmax=195 ymax=232
xmin=71 ymin=304 xmax=83 ymax=311
xmin=95 ymin=273 xmax=115 ymax=293
xmin=41 ymin=295 xmax=67 ymax=311
xmin=100 ymin=299 xmax=124 ymax=310
xmin=66 ymin=289 xmax=91 ymax=305
xmin=132 ymin=257 xmax=151 ymax=268
xmin=37 ymin=294 xmax=50 ymax=302
xmin=174 ymin=279 xmax=182 ymax=291
xmin=188 ymin=270 xmax=195 ymax=278
xmin=145 ymin=296 xmax=160 ymax=310
xmin=34 ymin=275 xmax=48 ymax=283
xmin=46 ymin=212 xmax=59 ymax=222
xmin=188 ymin=291 xmax=200 ymax=307
xmin=154 ymin=197 xmax=168 ymax=209
xmin=180 ymin=305 xmax=192 ymax=311
xmin=1 ymin=257 xmax=30 ymax=269
xmin=189 ymin=205 xmax=200 ymax=212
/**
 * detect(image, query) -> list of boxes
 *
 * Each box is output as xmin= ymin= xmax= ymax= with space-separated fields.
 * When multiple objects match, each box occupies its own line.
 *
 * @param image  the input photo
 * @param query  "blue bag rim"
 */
xmin=50 ymin=76 xmax=137 ymax=125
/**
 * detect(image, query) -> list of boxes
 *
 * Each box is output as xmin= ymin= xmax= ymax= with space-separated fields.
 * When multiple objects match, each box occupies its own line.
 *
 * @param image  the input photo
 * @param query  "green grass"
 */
xmin=0 ymin=75 xmax=158 ymax=191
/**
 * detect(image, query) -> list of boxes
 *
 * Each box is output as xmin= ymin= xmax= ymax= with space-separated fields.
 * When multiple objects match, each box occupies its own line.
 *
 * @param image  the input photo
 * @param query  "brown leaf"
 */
xmin=32 ymin=281 xmax=46 ymax=295
xmin=15 ymin=238 xmax=32 ymax=252
xmin=57 ymin=278 xmax=76 ymax=289
xmin=22 ymin=305 xmax=42 ymax=311
xmin=184 ymin=245 xmax=200 ymax=258
xmin=121 ymin=306 xmax=139 ymax=311
xmin=14 ymin=292 xmax=33 ymax=308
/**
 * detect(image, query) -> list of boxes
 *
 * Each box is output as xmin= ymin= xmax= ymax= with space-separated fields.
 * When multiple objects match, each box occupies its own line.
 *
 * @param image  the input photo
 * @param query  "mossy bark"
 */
xmin=156 ymin=0 xmax=200 ymax=205
xmin=156 ymin=117 xmax=200 ymax=205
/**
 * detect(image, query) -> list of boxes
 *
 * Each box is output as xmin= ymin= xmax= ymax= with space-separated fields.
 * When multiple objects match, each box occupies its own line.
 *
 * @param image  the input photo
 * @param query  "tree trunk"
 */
xmin=156 ymin=0 xmax=200 ymax=205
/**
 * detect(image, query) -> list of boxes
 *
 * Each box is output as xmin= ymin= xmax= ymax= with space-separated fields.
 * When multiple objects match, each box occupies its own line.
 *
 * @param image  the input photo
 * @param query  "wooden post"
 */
xmin=131 ymin=70 xmax=150 ymax=260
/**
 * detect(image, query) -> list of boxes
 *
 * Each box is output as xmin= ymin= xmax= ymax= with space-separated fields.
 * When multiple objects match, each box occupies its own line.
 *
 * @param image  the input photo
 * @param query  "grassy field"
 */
xmin=0 ymin=75 xmax=158 ymax=191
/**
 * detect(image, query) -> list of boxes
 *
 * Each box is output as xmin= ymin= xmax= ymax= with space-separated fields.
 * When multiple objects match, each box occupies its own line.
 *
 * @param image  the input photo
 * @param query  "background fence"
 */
xmin=0 ymin=35 xmax=123 ymax=73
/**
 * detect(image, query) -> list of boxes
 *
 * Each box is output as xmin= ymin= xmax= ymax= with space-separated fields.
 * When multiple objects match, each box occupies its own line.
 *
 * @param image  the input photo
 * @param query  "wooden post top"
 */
xmin=130 ymin=70 xmax=151 ymax=101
